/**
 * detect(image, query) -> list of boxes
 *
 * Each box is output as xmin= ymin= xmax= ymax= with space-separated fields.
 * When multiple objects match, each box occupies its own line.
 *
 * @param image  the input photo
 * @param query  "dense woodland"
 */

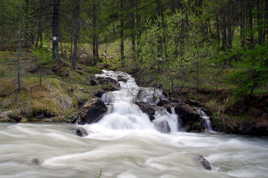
xmin=1 ymin=0 xmax=268 ymax=95
xmin=0 ymin=0 xmax=268 ymax=129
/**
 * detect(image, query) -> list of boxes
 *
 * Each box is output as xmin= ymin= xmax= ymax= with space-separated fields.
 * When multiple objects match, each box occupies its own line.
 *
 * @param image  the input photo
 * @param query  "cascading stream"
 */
xmin=0 ymin=70 xmax=268 ymax=178
xmin=93 ymin=70 xmax=179 ymax=133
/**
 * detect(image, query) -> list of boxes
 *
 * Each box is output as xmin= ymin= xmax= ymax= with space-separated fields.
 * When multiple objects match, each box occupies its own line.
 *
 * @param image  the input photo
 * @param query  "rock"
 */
xmin=157 ymin=98 xmax=170 ymax=107
xmin=89 ymin=76 xmax=120 ymax=91
xmin=174 ymin=104 xmax=203 ymax=132
xmin=0 ymin=111 xmax=12 ymax=121
xmin=136 ymin=99 xmax=206 ymax=132
xmin=94 ymin=90 xmax=105 ymax=98
xmin=89 ymin=76 xmax=98 ymax=86
xmin=196 ymin=155 xmax=212 ymax=170
xmin=117 ymin=75 xmax=127 ymax=82
xmin=136 ymin=102 xmax=157 ymax=121
xmin=0 ymin=110 xmax=22 ymax=123
xmin=31 ymin=158 xmax=41 ymax=166
xmin=76 ymin=127 xmax=88 ymax=137
xmin=75 ymin=98 xmax=107 ymax=125
xmin=153 ymin=120 xmax=171 ymax=133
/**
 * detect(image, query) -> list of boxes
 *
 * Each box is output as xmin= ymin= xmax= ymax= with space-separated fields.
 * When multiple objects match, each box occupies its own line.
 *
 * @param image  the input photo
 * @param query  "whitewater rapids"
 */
xmin=0 ymin=70 xmax=267 ymax=178
xmin=0 ymin=123 xmax=268 ymax=178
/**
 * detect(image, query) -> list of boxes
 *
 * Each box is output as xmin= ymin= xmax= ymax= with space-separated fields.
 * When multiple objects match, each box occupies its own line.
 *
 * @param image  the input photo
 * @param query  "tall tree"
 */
xmin=71 ymin=0 xmax=81 ymax=69
xmin=52 ymin=0 xmax=60 ymax=61
xmin=92 ymin=0 xmax=99 ymax=65
xmin=120 ymin=0 xmax=125 ymax=66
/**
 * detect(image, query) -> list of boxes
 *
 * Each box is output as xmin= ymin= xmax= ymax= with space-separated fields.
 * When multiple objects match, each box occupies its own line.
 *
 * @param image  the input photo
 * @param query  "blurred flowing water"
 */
xmin=0 ymin=70 xmax=267 ymax=178
xmin=0 ymin=123 xmax=268 ymax=178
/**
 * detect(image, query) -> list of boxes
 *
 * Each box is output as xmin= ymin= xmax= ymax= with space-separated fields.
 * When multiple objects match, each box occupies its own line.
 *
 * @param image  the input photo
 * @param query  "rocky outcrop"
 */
xmin=87 ymin=70 xmax=211 ymax=133
xmin=136 ymin=100 xmax=207 ymax=132
xmin=74 ymin=98 xmax=107 ymax=125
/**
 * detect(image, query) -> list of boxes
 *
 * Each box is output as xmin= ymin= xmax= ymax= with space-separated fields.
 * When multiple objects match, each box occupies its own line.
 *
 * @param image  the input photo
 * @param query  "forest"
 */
xmin=0 ymin=0 xmax=268 ymax=178
xmin=1 ymin=0 xmax=267 ymax=130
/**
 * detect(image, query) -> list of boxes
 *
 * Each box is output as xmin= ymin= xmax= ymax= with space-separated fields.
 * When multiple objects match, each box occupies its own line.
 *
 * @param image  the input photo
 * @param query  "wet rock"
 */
xmin=89 ymin=77 xmax=98 ymax=86
xmin=136 ymin=88 xmax=165 ymax=105
xmin=89 ymin=76 xmax=120 ymax=91
xmin=196 ymin=155 xmax=212 ymax=170
xmin=117 ymin=75 xmax=128 ymax=82
xmin=96 ymin=77 xmax=120 ymax=88
xmin=157 ymin=98 xmax=170 ymax=107
xmin=75 ymin=98 xmax=107 ymax=125
xmin=94 ymin=90 xmax=105 ymax=98
xmin=76 ymin=127 xmax=88 ymax=137
xmin=174 ymin=104 xmax=203 ymax=132
xmin=154 ymin=120 xmax=171 ymax=133
xmin=31 ymin=158 xmax=41 ymax=166
xmin=136 ymin=102 xmax=157 ymax=121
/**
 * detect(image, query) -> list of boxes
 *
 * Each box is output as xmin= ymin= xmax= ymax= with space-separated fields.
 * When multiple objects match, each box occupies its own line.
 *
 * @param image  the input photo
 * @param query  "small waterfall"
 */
xmin=153 ymin=107 xmax=179 ymax=133
xmin=196 ymin=108 xmax=215 ymax=133
xmin=94 ymin=70 xmax=179 ymax=133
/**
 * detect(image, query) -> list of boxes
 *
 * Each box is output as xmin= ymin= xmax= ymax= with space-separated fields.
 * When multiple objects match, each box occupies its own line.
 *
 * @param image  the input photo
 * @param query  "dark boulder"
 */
xmin=136 ymin=102 xmax=157 ymax=121
xmin=174 ymin=104 xmax=203 ymax=132
xmin=75 ymin=98 xmax=107 ymax=125
xmin=76 ymin=127 xmax=88 ymax=137
xmin=94 ymin=90 xmax=105 ymax=98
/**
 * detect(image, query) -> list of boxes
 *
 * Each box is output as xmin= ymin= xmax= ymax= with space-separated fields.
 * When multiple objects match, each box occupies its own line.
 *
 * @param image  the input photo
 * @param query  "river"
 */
xmin=0 ymin=70 xmax=267 ymax=178
xmin=0 ymin=123 xmax=268 ymax=178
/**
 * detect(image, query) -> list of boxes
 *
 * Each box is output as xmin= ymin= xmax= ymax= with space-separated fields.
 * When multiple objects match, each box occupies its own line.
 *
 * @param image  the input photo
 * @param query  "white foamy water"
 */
xmin=0 ymin=123 xmax=268 ymax=178
xmin=0 ymin=70 xmax=267 ymax=178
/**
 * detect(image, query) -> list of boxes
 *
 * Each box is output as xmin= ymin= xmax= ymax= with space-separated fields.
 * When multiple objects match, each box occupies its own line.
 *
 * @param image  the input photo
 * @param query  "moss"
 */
xmin=0 ymin=50 xmax=115 ymax=123
xmin=0 ymin=79 xmax=16 ymax=97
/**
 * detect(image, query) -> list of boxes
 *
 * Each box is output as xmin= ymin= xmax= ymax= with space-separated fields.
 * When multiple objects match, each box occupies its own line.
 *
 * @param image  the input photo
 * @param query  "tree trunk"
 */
xmin=155 ymin=0 xmax=164 ymax=59
xmin=52 ymin=0 xmax=60 ymax=61
xmin=240 ymin=0 xmax=246 ymax=47
xmin=35 ymin=0 xmax=42 ymax=48
xmin=130 ymin=0 xmax=137 ymax=61
xmin=120 ymin=0 xmax=125 ymax=66
xmin=257 ymin=0 xmax=265 ymax=44
xmin=71 ymin=0 xmax=80 ymax=69
xmin=92 ymin=0 xmax=99 ymax=65
xmin=248 ymin=1 xmax=254 ymax=46
xmin=264 ymin=0 xmax=268 ymax=42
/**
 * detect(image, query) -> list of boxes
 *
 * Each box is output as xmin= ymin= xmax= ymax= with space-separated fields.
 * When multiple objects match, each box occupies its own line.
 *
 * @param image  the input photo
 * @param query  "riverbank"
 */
xmin=0 ymin=51 xmax=267 ymax=136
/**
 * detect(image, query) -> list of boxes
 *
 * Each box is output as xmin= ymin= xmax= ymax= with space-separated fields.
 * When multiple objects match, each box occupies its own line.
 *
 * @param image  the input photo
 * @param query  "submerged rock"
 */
xmin=31 ymin=158 xmax=41 ymax=166
xmin=76 ymin=127 xmax=88 ymax=137
xmin=196 ymin=155 xmax=212 ymax=170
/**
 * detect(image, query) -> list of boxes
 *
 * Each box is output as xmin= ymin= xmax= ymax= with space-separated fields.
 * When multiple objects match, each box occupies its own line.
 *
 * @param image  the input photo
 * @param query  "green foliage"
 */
xmin=32 ymin=48 xmax=53 ymax=66
xmin=222 ymin=44 xmax=268 ymax=96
